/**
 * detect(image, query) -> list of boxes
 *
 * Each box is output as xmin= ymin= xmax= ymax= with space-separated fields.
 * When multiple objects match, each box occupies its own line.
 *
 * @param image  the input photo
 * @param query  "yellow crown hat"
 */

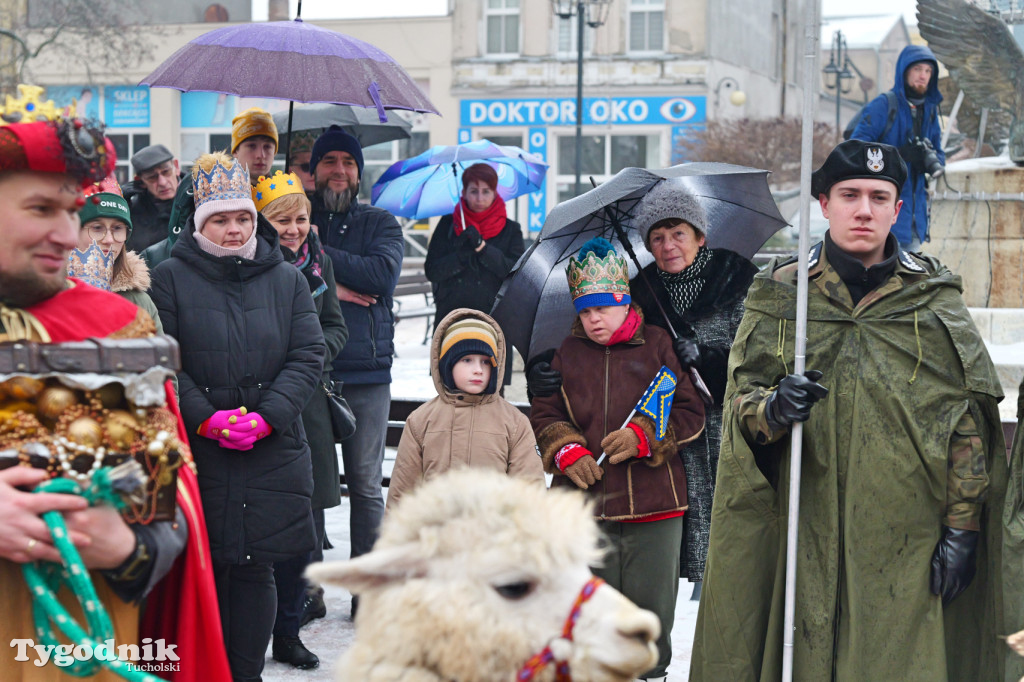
xmin=252 ymin=170 xmax=305 ymax=212
xmin=0 ymin=84 xmax=69 ymax=125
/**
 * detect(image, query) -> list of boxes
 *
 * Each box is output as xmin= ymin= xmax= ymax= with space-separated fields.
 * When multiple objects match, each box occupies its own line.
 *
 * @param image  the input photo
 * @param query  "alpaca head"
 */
xmin=308 ymin=469 xmax=659 ymax=681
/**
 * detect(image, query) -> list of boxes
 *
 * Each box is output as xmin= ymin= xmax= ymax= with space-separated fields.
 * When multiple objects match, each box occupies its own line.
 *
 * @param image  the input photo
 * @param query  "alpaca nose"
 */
xmin=617 ymin=608 xmax=660 ymax=645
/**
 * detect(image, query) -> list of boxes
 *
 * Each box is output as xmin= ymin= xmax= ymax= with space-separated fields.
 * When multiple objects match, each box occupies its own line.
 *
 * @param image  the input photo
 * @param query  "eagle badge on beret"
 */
xmin=866 ymin=147 xmax=885 ymax=173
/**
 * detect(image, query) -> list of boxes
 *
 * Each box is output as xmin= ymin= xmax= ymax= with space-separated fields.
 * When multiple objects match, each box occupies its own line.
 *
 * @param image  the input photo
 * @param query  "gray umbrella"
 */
xmin=492 ymin=163 xmax=786 ymax=363
xmin=273 ymin=103 xmax=413 ymax=150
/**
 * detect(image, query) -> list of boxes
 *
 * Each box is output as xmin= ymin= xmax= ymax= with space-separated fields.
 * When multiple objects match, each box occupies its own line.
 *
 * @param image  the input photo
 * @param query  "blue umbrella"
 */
xmin=371 ymin=139 xmax=548 ymax=219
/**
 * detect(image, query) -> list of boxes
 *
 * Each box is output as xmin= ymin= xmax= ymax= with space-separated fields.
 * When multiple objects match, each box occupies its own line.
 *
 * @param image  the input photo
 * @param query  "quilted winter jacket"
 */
xmin=150 ymin=216 xmax=326 ymax=564
xmin=312 ymin=196 xmax=403 ymax=385
xmin=387 ymin=309 xmax=544 ymax=510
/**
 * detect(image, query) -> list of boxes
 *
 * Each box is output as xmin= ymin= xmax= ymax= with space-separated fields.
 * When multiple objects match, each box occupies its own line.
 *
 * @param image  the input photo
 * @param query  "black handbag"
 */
xmin=324 ymin=380 xmax=357 ymax=441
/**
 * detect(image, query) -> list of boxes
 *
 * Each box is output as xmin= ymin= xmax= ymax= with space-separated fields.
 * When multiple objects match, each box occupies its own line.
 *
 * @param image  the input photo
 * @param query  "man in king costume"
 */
xmin=689 ymin=139 xmax=1024 ymax=681
xmin=0 ymin=111 xmax=229 ymax=680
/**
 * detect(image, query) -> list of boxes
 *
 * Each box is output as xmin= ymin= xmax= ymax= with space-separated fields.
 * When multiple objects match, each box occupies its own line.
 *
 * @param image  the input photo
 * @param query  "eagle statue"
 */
xmin=917 ymin=0 xmax=1024 ymax=163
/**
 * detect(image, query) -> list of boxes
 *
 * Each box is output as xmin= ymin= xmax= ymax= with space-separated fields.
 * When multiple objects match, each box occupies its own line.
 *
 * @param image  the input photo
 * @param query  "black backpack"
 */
xmin=843 ymin=91 xmax=898 ymax=141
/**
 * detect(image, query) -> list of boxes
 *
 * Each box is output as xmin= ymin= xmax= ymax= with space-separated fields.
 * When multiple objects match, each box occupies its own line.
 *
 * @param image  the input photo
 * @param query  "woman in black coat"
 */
xmin=150 ymin=154 xmax=325 ymax=682
xmin=424 ymin=165 xmax=524 ymax=317
xmin=258 ymin=175 xmax=348 ymax=670
xmin=425 ymin=163 xmax=524 ymax=383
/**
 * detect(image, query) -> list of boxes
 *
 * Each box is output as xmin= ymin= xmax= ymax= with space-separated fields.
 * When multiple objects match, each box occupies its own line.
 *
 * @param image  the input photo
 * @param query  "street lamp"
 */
xmin=822 ymin=30 xmax=855 ymax=140
xmin=551 ymin=0 xmax=611 ymax=197
xmin=712 ymin=76 xmax=747 ymax=112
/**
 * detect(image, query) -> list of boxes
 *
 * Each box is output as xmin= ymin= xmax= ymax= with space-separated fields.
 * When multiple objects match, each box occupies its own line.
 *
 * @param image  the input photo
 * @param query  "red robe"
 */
xmin=19 ymin=281 xmax=231 ymax=681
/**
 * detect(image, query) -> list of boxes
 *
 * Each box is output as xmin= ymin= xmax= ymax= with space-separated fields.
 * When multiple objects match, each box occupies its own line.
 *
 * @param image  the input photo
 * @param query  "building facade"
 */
xmin=18 ymin=0 xmax=833 ymax=235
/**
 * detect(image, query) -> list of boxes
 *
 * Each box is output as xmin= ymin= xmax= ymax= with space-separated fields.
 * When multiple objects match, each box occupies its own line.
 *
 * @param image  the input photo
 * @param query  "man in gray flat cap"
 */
xmin=122 ymin=144 xmax=183 ymax=253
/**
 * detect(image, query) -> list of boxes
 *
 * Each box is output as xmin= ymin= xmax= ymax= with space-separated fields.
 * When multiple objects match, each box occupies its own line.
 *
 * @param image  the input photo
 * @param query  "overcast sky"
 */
xmin=254 ymin=1 xmax=919 ymax=23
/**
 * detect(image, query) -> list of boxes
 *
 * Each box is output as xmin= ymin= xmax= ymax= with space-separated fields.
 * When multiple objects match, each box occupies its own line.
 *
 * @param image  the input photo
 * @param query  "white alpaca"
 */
xmin=308 ymin=468 xmax=660 ymax=682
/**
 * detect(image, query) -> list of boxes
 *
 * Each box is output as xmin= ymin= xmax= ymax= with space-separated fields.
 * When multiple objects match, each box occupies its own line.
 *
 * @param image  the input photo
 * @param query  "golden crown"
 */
xmin=194 ymin=159 xmax=251 ymax=209
xmin=252 ymin=170 xmax=305 ymax=212
xmin=0 ymin=84 xmax=67 ymax=125
xmin=566 ymin=250 xmax=630 ymax=303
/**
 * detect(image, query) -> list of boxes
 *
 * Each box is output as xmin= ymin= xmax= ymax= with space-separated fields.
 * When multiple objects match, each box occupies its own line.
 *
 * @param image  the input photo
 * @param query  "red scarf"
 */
xmin=452 ymin=194 xmax=508 ymax=240
xmin=605 ymin=307 xmax=642 ymax=346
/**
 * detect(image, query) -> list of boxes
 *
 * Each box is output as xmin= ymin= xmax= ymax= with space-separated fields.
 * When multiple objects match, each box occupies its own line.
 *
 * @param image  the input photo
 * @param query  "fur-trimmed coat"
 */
xmin=113 ymin=250 xmax=163 ymax=335
xmin=530 ymin=306 xmax=705 ymax=521
xmin=629 ymin=248 xmax=757 ymax=580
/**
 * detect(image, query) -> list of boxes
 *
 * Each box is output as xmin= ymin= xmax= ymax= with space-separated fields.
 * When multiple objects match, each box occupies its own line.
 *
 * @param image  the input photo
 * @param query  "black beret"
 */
xmin=130 ymin=144 xmax=174 ymax=175
xmin=811 ymin=139 xmax=908 ymax=198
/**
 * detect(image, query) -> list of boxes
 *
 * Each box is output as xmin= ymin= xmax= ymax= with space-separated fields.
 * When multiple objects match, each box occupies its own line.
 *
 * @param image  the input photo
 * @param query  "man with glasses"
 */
xmin=123 ymin=144 xmax=183 ymax=253
xmin=285 ymin=131 xmax=317 ymax=193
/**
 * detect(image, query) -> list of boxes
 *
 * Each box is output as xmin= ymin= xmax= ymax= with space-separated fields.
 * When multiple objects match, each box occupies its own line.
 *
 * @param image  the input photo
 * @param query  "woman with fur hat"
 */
xmin=150 ymin=152 xmax=325 ymax=682
xmin=529 ymin=237 xmax=705 ymax=682
xmin=68 ymin=175 xmax=164 ymax=335
xmin=424 ymin=163 xmax=525 ymax=351
xmin=388 ymin=308 xmax=544 ymax=511
xmin=527 ymin=181 xmax=758 ymax=599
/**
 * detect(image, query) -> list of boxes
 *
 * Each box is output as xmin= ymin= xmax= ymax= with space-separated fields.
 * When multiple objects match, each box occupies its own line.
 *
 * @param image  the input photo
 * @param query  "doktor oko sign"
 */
xmin=460 ymin=96 xmax=705 ymax=127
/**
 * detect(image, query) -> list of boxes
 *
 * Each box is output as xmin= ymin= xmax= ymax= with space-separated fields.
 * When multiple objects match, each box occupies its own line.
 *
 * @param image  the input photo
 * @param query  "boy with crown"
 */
xmin=150 ymin=152 xmax=325 ymax=681
xmin=529 ymin=237 xmax=704 ymax=682
xmin=0 ymin=100 xmax=229 ymax=677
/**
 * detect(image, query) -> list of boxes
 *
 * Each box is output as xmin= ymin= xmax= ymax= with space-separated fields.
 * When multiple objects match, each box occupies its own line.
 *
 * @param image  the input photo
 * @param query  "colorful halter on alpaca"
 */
xmin=516 ymin=576 xmax=605 ymax=682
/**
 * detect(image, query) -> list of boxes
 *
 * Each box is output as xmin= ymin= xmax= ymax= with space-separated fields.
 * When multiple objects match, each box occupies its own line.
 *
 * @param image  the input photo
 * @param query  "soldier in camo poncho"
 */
xmin=690 ymin=139 xmax=1024 ymax=681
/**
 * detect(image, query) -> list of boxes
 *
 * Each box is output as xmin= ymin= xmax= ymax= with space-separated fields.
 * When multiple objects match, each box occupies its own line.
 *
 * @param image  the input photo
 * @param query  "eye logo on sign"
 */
xmin=659 ymin=98 xmax=697 ymax=123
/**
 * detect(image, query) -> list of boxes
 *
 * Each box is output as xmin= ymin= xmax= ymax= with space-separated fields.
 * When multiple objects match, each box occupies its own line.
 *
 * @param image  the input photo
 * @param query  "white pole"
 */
xmin=782 ymin=0 xmax=821 ymax=680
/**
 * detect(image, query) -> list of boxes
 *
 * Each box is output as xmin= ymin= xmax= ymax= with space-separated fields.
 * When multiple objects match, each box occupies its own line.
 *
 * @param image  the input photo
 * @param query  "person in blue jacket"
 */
xmin=851 ymin=44 xmax=945 ymax=250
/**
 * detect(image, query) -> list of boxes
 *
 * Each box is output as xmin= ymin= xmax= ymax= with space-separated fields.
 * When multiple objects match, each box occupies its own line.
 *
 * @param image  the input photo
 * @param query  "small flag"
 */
xmin=635 ymin=366 xmax=677 ymax=440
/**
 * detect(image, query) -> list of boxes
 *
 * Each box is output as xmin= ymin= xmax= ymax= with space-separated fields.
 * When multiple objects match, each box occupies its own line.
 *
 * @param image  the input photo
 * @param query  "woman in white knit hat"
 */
xmin=150 ymin=152 xmax=326 ymax=681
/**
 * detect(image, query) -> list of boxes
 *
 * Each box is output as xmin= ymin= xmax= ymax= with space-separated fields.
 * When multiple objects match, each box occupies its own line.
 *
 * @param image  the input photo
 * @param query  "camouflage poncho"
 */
xmin=690 ymin=243 xmax=1024 ymax=682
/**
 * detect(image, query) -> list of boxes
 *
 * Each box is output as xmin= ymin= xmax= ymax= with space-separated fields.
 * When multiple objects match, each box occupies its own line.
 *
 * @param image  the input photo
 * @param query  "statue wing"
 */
xmin=917 ymin=0 xmax=1024 ymax=119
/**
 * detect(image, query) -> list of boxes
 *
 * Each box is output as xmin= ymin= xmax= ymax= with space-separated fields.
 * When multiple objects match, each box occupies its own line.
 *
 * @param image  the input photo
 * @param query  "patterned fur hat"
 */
xmin=633 ymin=179 xmax=708 ymax=247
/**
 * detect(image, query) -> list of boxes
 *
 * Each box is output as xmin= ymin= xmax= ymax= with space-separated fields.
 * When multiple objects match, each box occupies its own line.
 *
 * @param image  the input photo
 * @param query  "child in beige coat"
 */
xmin=387 ymin=309 xmax=545 ymax=510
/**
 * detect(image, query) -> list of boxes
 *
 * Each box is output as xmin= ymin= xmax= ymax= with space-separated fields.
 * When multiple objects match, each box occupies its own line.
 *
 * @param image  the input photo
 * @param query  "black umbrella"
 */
xmin=272 ymin=103 xmax=413 ymax=150
xmin=491 ymin=163 xmax=786 ymax=363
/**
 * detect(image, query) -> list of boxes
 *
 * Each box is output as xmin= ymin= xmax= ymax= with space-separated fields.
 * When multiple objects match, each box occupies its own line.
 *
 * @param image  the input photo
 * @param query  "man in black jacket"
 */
xmin=309 ymin=126 xmax=404 ymax=618
xmin=122 ymin=144 xmax=182 ymax=253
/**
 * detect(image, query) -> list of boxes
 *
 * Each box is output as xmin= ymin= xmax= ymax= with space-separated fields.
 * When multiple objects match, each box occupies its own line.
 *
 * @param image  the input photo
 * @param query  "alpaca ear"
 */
xmin=306 ymin=544 xmax=429 ymax=592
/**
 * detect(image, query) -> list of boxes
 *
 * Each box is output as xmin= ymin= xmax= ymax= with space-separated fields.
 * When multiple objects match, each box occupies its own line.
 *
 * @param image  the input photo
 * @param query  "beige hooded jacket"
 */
xmin=387 ymin=309 xmax=545 ymax=510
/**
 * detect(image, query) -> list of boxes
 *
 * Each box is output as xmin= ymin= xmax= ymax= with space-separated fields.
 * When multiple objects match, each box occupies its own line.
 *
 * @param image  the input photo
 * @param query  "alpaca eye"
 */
xmin=494 ymin=581 xmax=535 ymax=600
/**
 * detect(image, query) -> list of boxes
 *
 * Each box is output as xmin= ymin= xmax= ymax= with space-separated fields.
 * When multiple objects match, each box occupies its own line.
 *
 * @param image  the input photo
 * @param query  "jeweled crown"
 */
xmin=67 ymin=242 xmax=113 ymax=291
xmin=0 ymin=84 xmax=66 ymax=125
xmin=567 ymin=250 xmax=630 ymax=302
xmin=194 ymin=159 xmax=251 ymax=209
xmin=252 ymin=170 xmax=305 ymax=212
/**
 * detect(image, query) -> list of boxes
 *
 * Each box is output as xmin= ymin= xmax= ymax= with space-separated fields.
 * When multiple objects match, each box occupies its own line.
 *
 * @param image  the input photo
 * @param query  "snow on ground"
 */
xmin=263 ymin=298 xmax=701 ymax=680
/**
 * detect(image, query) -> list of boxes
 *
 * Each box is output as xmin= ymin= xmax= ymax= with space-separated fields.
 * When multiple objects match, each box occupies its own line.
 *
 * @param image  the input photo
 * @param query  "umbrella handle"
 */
xmin=285 ymin=100 xmax=295 ymax=171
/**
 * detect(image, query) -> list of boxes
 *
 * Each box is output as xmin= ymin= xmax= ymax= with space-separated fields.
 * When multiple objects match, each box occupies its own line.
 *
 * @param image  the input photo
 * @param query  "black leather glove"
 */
xmin=526 ymin=360 xmax=562 ymax=399
xmin=461 ymin=225 xmax=483 ymax=249
xmin=764 ymin=370 xmax=829 ymax=431
xmin=672 ymin=336 xmax=700 ymax=369
xmin=930 ymin=526 xmax=979 ymax=605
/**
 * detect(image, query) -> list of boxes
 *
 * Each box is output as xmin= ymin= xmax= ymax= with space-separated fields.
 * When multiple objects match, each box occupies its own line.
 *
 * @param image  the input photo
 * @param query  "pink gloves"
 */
xmin=197 ymin=407 xmax=273 ymax=451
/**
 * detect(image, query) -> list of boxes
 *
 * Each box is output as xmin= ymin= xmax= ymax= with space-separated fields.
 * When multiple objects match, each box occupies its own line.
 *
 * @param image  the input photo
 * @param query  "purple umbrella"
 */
xmin=141 ymin=19 xmax=437 ymax=120
xmin=141 ymin=17 xmax=438 ymax=167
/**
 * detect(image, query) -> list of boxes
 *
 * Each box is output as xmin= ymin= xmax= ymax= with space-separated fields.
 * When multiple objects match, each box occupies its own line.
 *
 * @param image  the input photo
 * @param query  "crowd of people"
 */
xmin=0 ymin=87 xmax=1021 ymax=682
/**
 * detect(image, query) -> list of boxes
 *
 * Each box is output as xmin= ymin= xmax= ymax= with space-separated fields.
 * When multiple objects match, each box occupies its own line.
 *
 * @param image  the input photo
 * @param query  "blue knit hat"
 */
xmin=310 ymin=126 xmax=364 ymax=179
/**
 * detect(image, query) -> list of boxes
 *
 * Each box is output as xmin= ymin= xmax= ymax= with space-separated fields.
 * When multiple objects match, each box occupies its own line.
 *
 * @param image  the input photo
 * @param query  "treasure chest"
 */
xmin=0 ymin=336 xmax=186 ymax=523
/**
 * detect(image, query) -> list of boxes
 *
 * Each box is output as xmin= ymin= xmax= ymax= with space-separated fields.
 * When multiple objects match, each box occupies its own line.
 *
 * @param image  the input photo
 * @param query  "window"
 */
xmin=107 ymin=133 xmax=151 ymax=185
xmin=556 ymin=133 xmax=660 ymax=203
xmin=557 ymin=16 xmax=594 ymax=56
xmin=485 ymin=0 xmax=520 ymax=56
xmin=629 ymin=0 xmax=664 ymax=53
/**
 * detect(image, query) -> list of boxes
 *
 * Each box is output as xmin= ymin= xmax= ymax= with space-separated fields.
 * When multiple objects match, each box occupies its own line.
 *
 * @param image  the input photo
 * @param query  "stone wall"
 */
xmin=928 ymin=156 xmax=1024 ymax=308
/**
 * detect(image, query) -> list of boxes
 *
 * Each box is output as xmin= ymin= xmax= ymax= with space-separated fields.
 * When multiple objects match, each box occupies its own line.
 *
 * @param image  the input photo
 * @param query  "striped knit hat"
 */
xmin=439 ymin=317 xmax=499 ymax=394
